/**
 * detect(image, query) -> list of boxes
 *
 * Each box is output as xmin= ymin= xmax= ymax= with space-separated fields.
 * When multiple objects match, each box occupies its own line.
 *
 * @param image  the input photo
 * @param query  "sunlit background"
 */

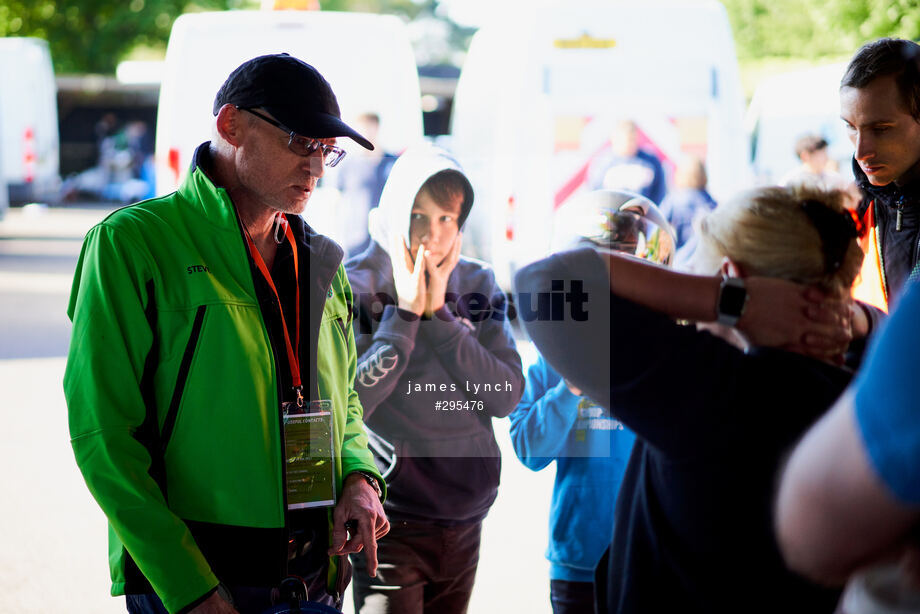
xmin=1 ymin=1 xmax=916 ymax=612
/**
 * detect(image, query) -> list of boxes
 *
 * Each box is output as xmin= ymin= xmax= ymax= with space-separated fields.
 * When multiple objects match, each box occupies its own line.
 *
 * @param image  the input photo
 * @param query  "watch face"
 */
xmin=719 ymin=283 xmax=747 ymax=317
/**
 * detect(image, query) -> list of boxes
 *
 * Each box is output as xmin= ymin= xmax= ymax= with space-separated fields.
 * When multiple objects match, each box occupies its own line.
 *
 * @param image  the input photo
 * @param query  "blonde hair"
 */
xmin=689 ymin=186 xmax=863 ymax=294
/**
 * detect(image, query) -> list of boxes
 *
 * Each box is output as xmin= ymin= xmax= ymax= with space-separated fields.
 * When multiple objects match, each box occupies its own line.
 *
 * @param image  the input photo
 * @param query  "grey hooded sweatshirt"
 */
xmin=345 ymin=145 xmax=524 ymax=524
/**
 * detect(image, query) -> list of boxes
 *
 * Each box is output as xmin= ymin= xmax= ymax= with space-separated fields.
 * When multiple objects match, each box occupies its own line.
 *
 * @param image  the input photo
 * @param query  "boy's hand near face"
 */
xmin=391 ymin=234 xmax=427 ymax=316
xmin=425 ymin=232 xmax=463 ymax=315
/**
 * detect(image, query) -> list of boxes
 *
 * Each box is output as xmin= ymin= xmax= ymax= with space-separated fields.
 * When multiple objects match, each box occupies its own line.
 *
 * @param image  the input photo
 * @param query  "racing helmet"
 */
xmin=551 ymin=189 xmax=676 ymax=266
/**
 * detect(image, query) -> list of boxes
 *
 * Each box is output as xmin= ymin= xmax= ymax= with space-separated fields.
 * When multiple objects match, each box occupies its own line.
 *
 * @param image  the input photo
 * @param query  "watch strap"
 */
xmin=716 ymin=275 xmax=748 ymax=327
xmin=350 ymin=470 xmax=383 ymax=500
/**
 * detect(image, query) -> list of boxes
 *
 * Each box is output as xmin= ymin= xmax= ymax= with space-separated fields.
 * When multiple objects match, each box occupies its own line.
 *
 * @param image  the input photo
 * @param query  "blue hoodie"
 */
xmin=345 ymin=145 xmax=524 ymax=524
xmin=509 ymin=357 xmax=635 ymax=582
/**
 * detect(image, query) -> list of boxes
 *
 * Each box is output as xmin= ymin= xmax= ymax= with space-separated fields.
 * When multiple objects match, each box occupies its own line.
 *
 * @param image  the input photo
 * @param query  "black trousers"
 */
xmin=126 ymin=513 xmax=339 ymax=614
xmin=550 ymin=579 xmax=596 ymax=614
xmin=351 ymin=519 xmax=482 ymax=614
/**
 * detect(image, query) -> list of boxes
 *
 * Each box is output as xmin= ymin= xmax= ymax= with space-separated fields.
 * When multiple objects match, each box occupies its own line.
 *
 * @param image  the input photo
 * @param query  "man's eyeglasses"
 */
xmin=238 ymin=107 xmax=347 ymax=167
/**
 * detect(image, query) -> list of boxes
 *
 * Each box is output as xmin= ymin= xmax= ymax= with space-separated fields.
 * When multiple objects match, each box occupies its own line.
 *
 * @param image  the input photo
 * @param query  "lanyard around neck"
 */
xmin=244 ymin=215 xmax=302 ymax=406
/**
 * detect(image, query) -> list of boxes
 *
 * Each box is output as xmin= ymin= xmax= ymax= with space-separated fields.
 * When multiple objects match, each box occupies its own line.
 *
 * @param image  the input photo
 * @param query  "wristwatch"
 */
xmin=716 ymin=275 xmax=748 ymax=327
xmin=349 ymin=470 xmax=383 ymax=500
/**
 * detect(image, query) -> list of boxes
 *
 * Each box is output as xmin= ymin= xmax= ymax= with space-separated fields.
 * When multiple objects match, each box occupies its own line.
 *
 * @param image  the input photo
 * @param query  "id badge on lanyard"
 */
xmin=283 ymin=399 xmax=336 ymax=509
xmin=244 ymin=215 xmax=337 ymax=509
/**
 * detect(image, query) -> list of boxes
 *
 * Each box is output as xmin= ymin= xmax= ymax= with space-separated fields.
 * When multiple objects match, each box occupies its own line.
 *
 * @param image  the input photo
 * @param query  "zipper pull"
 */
xmin=273 ymin=212 xmax=288 ymax=245
xmin=897 ymin=197 xmax=904 ymax=232
xmin=294 ymin=386 xmax=305 ymax=409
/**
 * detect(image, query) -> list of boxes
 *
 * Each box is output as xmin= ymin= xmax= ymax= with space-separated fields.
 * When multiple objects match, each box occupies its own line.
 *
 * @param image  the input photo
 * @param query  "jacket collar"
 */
xmin=177 ymin=142 xmax=239 ymax=231
xmin=853 ymin=156 xmax=920 ymax=206
xmin=289 ymin=213 xmax=343 ymax=290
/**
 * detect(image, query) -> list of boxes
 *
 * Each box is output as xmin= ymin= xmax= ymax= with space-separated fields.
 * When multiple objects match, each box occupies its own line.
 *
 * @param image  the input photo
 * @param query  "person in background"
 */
xmin=842 ymin=38 xmax=920 ymax=315
xmin=62 ymin=118 xmax=156 ymax=204
xmin=587 ymin=119 xmax=667 ymax=204
xmin=345 ymin=144 xmax=524 ymax=614
xmin=781 ymin=133 xmax=850 ymax=192
xmin=93 ymin=112 xmax=118 ymax=166
xmin=510 ymin=190 xmax=675 ymax=614
xmin=659 ymin=154 xmax=717 ymax=252
xmin=334 ymin=112 xmax=398 ymax=256
xmin=517 ymin=185 xmax=863 ymax=613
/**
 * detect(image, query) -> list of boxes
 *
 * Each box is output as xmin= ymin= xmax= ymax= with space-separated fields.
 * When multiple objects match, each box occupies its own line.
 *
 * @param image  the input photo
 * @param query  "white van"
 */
xmin=0 ymin=150 xmax=8 ymax=220
xmin=746 ymin=62 xmax=854 ymax=186
xmin=450 ymin=0 xmax=749 ymax=288
xmin=156 ymin=10 xmax=424 ymax=241
xmin=0 ymin=38 xmax=60 ymax=204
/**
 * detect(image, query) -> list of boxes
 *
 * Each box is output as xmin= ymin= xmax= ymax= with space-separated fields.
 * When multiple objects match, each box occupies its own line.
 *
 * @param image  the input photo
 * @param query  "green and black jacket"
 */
xmin=64 ymin=144 xmax=383 ymax=613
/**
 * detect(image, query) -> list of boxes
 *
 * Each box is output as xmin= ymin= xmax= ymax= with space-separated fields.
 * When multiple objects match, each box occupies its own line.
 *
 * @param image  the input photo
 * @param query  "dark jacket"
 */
xmin=516 ymin=248 xmax=845 ymax=614
xmin=587 ymin=148 xmax=667 ymax=205
xmin=345 ymin=146 xmax=524 ymax=524
xmin=855 ymin=157 xmax=920 ymax=307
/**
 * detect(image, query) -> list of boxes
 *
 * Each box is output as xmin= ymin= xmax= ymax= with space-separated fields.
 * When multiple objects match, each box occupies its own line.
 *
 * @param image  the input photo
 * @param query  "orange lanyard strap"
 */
xmin=245 ymin=216 xmax=302 ymax=403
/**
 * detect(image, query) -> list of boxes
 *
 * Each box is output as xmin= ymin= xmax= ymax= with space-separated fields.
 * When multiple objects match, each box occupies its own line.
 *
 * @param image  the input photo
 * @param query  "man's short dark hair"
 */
xmin=842 ymin=38 xmax=920 ymax=121
xmin=418 ymin=169 xmax=472 ymax=211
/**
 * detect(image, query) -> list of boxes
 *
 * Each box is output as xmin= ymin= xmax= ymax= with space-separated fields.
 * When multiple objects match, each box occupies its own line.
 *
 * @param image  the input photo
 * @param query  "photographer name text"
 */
xmin=406 ymin=380 xmax=513 ymax=395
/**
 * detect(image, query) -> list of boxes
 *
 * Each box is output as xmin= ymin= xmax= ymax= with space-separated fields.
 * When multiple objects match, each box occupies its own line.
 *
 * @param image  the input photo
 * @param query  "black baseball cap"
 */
xmin=213 ymin=53 xmax=374 ymax=150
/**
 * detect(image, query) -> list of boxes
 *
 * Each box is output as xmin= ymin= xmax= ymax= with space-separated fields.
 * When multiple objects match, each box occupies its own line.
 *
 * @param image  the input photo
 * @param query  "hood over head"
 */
xmin=368 ymin=144 xmax=474 ymax=261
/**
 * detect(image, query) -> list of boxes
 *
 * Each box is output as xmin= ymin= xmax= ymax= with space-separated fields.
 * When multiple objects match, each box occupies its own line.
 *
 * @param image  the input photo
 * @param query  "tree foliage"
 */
xmin=0 ymin=0 xmax=257 ymax=74
xmin=0 ymin=0 xmax=470 ymax=73
xmin=723 ymin=0 xmax=920 ymax=60
xmin=321 ymin=0 xmax=428 ymax=18
xmin=9 ymin=0 xmax=915 ymax=74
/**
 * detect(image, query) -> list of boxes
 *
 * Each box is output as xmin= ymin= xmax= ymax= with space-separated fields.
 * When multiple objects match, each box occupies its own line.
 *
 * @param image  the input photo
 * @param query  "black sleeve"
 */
xmin=516 ymin=248 xmax=749 ymax=456
xmin=861 ymin=301 xmax=886 ymax=334
xmin=515 ymin=248 xmax=612 ymax=409
xmin=844 ymin=301 xmax=887 ymax=370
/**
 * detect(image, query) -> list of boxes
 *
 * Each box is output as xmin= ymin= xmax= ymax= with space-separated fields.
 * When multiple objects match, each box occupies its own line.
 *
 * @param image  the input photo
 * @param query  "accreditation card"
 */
xmin=283 ymin=399 xmax=335 ymax=509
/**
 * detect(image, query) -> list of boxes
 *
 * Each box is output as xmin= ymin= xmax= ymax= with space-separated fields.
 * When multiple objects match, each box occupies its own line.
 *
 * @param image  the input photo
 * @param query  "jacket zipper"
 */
xmin=877 ymin=219 xmax=889 ymax=302
xmin=915 ymin=232 xmax=920 ymax=282
xmin=160 ymin=305 xmax=206 ymax=454
xmin=259 ymin=291 xmax=292 ymax=576
xmin=909 ymin=195 xmax=920 ymax=279
xmin=232 ymin=209 xmax=291 ymax=579
xmin=897 ymin=195 xmax=905 ymax=231
xmin=243 ymin=217 xmax=344 ymax=592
